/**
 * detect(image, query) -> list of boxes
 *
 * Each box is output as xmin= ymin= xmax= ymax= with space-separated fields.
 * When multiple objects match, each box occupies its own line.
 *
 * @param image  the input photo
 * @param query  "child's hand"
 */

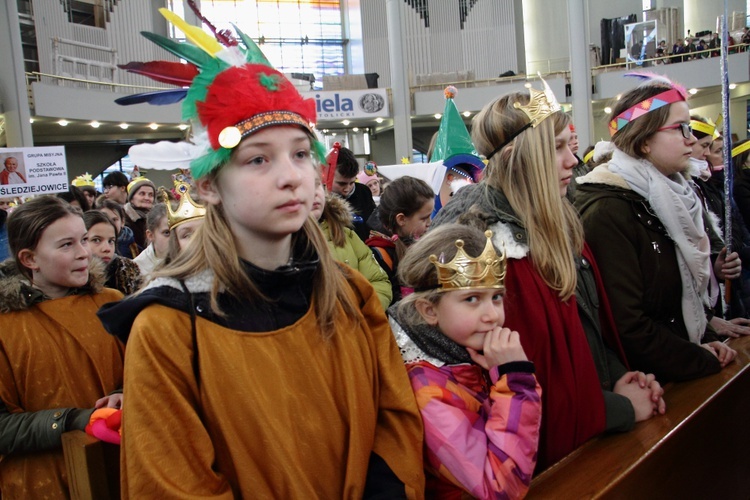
xmin=95 ymin=393 xmax=123 ymax=409
xmin=613 ymin=372 xmax=662 ymax=422
xmin=467 ymin=326 xmax=528 ymax=370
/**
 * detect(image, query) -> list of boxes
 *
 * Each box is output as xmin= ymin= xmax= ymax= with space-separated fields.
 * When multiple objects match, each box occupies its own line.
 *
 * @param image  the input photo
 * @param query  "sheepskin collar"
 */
xmin=0 ymin=258 xmax=106 ymax=313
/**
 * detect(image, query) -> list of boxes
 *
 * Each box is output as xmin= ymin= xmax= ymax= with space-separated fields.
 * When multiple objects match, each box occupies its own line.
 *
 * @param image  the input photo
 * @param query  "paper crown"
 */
xmin=323 ymin=142 xmax=342 ymax=191
xmin=164 ymin=182 xmax=206 ymax=230
xmin=431 ymin=86 xmax=484 ymax=180
xmin=690 ymin=119 xmax=720 ymax=139
xmin=115 ymin=5 xmax=325 ymax=179
xmin=485 ymin=76 xmax=562 ymax=160
xmin=429 ymin=230 xmax=506 ymax=292
xmin=71 ymin=173 xmax=95 ymax=188
xmin=732 ymin=140 xmax=750 ymax=159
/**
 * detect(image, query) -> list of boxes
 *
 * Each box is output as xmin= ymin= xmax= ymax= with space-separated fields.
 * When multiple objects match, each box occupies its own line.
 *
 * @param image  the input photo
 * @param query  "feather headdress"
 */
xmin=117 ymin=3 xmax=324 ymax=179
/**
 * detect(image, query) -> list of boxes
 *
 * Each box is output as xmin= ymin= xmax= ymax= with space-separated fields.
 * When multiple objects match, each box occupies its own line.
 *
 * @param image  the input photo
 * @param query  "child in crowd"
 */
xmin=311 ymin=174 xmax=392 ymax=310
xmin=0 ymin=196 xmax=124 ymax=498
xmin=433 ymin=80 xmax=665 ymax=470
xmin=97 ymin=12 xmax=423 ymax=498
xmin=159 ymin=182 xmax=205 ymax=268
xmin=389 ymin=223 xmax=542 ymax=498
xmin=83 ymin=210 xmax=141 ymax=295
xmin=95 ymin=198 xmax=139 ymax=258
xmin=133 ymin=201 xmax=170 ymax=280
xmin=366 ymin=175 xmax=435 ymax=305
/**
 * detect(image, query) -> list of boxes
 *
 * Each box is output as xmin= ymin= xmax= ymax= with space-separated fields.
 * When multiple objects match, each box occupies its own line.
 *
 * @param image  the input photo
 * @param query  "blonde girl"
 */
xmin=98 ymin=12 xmax=423 ymax=498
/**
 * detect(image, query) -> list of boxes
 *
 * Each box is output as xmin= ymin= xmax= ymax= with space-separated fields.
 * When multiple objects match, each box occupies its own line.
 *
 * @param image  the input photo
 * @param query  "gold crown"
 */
xmin=71 ymin=173 xmax=95 ymax=188
xmin=514 ymin=76 xmax=561 ymax=128
xmin=429 ymin=230 xmax=506 ymax=292
xmin=164 ymin=182 xmax=206 ymax=230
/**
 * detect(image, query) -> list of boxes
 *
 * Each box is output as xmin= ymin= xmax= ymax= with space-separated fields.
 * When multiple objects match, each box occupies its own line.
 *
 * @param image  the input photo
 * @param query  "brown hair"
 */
xmin=83 ymin=210 xmax=117 ymax=236
xmin=472 ymin=92 xmax=582 ymax=300
xmin=377 ymin=176 xmax=435 ymax=259
xmin=609 ymin=82 xmax=675 ymax=159
xmin=7 ymin=196 xmax=82 ymax=279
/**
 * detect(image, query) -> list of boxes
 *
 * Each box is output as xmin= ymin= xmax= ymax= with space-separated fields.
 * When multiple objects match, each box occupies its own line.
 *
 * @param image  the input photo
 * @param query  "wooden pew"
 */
xmin=62 ymin=430 xmax=120 ymax=500
xmin=528 ymin=335 xmax=750 ymax=499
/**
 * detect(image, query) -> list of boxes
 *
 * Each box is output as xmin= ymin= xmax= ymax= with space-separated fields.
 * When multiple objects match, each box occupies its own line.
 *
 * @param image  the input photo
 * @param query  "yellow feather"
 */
xmin=159 ymin=8 xmax=222 ymax=57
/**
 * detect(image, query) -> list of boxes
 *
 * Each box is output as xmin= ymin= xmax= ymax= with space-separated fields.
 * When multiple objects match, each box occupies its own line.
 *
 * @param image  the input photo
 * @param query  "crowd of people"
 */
xmin=0 ymin=9 xmax=748 ymax=500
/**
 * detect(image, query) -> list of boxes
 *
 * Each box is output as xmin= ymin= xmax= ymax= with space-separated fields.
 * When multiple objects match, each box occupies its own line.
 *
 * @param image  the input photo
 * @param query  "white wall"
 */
xmin=586 ymin=0 xmax=641 ymax=56
xmin=684 ymin=0 xmax=746 ymax=36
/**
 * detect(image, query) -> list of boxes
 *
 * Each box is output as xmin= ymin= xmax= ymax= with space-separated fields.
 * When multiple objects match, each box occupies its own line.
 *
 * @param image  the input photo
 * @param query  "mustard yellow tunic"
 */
xmin=0 ymin=289 xmax=125 ymax=499
xmin=122 ymin=271 xmax=425 ymax=498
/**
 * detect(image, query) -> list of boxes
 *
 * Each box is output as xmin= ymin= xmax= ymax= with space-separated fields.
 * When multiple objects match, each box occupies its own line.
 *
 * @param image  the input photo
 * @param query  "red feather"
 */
xmin=187 ymin=0 xmax=238 ymax=47
xmin=118 ymin=61 xmax=198 ymax=87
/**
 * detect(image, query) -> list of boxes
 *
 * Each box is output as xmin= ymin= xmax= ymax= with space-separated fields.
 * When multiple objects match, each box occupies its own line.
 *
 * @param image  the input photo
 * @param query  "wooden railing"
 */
xmin=63 ymin=335 xmax=750 ymax=499
xmin=528 ymin=335 xmax=750 ymax=499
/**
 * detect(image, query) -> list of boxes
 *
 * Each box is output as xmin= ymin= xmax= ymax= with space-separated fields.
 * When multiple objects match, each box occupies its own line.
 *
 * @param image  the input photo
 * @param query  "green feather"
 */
xmin=190 ymin=147 xmax=232 ymax=180
xmin=181 ymin=58 xmax=227 ymax=122
xmin=231 ymin=24 xmax=271 ymax=66
xmin=312 ymin=139 xmax=327 ymax=165
xmin=141 ymin=31 xmax=215 ymax=68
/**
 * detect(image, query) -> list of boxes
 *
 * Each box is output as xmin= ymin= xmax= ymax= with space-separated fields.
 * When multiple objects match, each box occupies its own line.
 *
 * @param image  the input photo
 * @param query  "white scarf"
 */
xmin=608 ymin=148 xmax=710 ymax=344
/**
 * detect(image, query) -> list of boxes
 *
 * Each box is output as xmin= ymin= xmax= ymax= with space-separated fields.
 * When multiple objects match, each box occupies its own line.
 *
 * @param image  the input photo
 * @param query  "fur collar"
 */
xmin=140 ymin=268 xmax=216 ymax=295
xmin=576 ymin=164 xmax=632 ymax=190
xmin=322 ymin=194 xmax=353 ymax=229
xmin=0 ymin=258 xmax=107 ymax=313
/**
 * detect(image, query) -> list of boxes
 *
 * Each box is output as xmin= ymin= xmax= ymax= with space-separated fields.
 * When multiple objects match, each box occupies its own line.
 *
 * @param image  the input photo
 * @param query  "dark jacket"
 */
xmin=575 ymin=166 xmax=721 ymax=382
xmin=338 ymin=184 xmax=376 ymax=242
xmin=433 ymin=183 xmax=635 ymax=432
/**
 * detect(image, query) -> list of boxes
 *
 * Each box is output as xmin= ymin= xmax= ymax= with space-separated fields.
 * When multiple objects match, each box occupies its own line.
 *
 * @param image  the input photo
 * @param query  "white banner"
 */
xmin=304 ymin=88 xmax=390 ymax=120
xmin=0 ymin=146 xmax=68 ymax=197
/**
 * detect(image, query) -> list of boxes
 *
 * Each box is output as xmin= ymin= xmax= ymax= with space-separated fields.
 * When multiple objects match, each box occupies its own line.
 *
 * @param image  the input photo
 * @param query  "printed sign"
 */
xmin=304 ymin=88 xmax=390 ymax=120
xmin=0 ymin=146 xmax=68 ymax=197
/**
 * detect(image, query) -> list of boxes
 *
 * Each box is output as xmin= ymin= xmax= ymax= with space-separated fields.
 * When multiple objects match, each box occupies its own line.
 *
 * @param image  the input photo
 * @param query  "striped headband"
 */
xmin=608 ymin=88 xmax=685 ymax=137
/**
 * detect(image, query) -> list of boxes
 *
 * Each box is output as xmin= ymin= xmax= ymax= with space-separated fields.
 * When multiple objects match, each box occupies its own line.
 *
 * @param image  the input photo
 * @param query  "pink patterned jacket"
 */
xmin=406 ymin=360 xmax=541 ymax=499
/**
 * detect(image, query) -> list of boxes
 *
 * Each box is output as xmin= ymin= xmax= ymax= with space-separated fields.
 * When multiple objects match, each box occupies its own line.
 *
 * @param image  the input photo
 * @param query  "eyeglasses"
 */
xmin=656 ymin=122 xmax=693 ymax=140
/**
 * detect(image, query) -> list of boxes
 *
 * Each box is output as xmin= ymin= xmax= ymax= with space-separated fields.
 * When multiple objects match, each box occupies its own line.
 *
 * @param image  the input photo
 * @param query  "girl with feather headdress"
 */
xmin=98 ymin=6 xmax=424 ymax=498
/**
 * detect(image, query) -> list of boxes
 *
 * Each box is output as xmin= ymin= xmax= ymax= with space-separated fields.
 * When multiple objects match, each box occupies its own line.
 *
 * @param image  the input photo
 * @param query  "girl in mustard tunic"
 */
xmin=98 ymin=9 xmax=424 ymax=499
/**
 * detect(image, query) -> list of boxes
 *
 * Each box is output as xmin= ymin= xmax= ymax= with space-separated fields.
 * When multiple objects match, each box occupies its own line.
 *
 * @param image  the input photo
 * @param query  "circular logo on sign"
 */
xmin=358 ymin=93 xmax=385 ymax=113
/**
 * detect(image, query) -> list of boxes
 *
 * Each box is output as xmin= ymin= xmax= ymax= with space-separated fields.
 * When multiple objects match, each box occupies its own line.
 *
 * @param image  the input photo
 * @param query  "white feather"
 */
xmin=128 ymin=140 xmax=204 ymax=171
xmin=450 ymin=178 xmax=472 ymax=195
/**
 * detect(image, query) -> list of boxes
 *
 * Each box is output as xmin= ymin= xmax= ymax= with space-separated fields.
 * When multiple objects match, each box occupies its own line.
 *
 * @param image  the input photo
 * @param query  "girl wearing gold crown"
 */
xmin=389 ymin=223 xmax=542 ymax=498
xmin=98 ymin=9 xmax=424 ymax=498
xmin=432 ymin=81 xmax=665 ymax=471
xmin=575 ymin=75 xmax=739 ymax=382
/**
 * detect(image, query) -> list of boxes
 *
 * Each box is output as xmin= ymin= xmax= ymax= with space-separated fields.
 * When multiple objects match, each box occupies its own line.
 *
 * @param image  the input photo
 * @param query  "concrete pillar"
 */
xmin=568 ymin=0 xmax=593 ymax=145
xmin=0 ymin=0 xmax=34 ymax=147
xmin=385 ymin=0 xmax=412 ymax=161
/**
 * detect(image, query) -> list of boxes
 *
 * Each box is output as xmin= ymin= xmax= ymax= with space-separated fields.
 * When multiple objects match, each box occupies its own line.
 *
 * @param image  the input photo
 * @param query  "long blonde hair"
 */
xmin=471 ymin=93 xmax=583 ymax=300
xmin=151 ymin=136 xmax=361 ymax=336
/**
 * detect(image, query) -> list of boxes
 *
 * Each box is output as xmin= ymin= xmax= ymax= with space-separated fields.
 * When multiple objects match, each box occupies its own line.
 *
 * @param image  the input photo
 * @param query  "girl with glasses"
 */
xmin=575 ymin=75 xmax=738 ymax=383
